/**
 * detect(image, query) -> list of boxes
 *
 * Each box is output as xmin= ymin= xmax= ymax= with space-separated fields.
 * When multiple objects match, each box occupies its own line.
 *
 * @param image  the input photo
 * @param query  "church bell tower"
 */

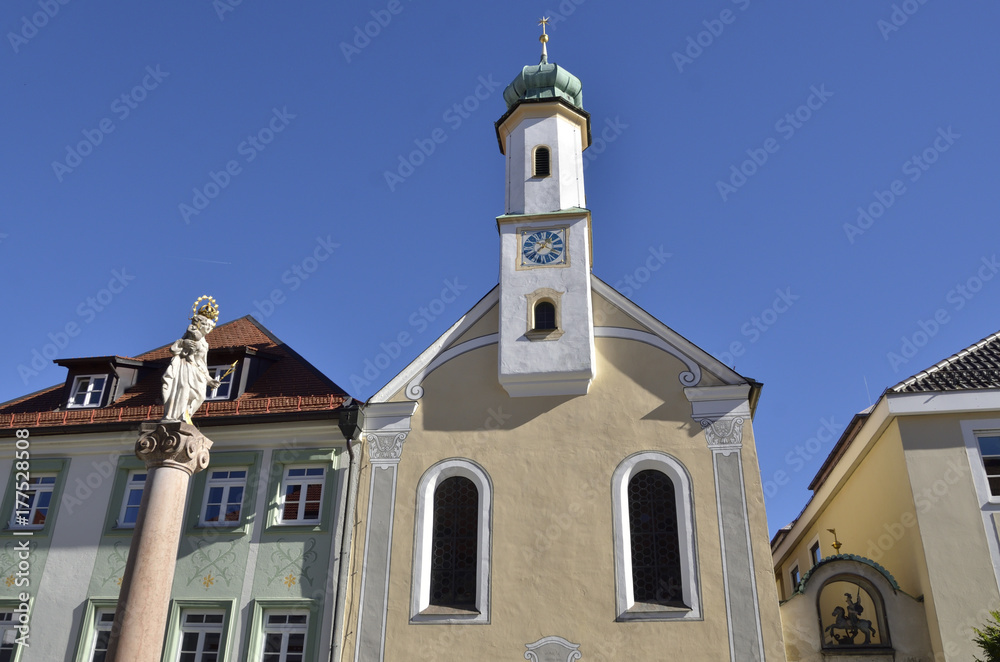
xmin=495 ymin=20 xmax=596 ymax=397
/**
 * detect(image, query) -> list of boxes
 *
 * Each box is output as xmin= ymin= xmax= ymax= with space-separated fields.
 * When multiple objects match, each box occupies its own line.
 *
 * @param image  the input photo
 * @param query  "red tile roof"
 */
xmin=1 ymin=316 xmax=349 ymax=431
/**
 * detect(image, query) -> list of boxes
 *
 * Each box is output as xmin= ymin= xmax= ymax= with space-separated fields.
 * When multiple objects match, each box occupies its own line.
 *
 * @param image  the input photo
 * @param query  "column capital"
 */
xmin=685 ymin=385 xmax=751 ymax=453
xmin=361 ymin=401 xmax=418 ymax=466
xmin=135 ymin=421 xmax=213 ymax=475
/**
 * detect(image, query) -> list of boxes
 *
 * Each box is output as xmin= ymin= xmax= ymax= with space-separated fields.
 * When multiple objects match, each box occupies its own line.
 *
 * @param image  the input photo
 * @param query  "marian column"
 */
xmin=106 ymin=297 xmax=222 ymax=662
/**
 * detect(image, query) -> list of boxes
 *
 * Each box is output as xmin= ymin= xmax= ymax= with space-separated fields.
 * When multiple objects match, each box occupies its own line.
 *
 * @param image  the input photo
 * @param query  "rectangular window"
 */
xmin=69 ymin=375 xmax=107 ymax=408
xmin=979 ymin=436 xmax=1000 ymax=497
xmin=810 ymin=541 xmax=821 ymax=567
xmin=279 ymin=468 xmax=324 ymax=524
xmin=88 ymin=609 xmax=116 ymax=662
xmin=258 ymin=612 xmax=308 ymax=662
xmin=205 ymin=366 xmax=235 ymax=401
xmin=200 ymin=470 xmax=247 ymax=526
xmin=789 ymin=564 xmax=800 ymax=592
xmin=118 ymin=471 xmax=147 ymax=528
xmin=9 ymin=474 xmax=56 ymax=530
xmin=177 ymin=611 xmax=224 ymax=662
xmin=0 ymin=610 xmax=19 ymax=662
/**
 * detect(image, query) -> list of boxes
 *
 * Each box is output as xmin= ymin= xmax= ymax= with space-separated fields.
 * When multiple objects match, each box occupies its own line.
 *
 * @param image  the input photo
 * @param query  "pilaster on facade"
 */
xmin=685 ymin=384 xmax=766 ymax=661
xmin=354 ymin=401 xmax=417 ymax=662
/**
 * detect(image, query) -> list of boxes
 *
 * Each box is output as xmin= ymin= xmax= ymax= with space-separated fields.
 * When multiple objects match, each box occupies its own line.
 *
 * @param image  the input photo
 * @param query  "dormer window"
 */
xmin=68 ymin=375 xmax=106 ymax=408
xmin=533 ymin=146 xmax=551 ymax=177
xmin=206 ymin=365 xmax=235 ymax=400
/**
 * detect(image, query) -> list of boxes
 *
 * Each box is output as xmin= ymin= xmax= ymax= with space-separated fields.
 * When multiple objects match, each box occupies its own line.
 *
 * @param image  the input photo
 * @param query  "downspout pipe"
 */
xmin=331 ymin=399 xmax=362 ymax=662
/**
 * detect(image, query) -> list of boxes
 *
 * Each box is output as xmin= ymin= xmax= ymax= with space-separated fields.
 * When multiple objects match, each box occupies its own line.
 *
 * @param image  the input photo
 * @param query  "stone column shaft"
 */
xmin=106 ymin=421 xmax=212 ymax=662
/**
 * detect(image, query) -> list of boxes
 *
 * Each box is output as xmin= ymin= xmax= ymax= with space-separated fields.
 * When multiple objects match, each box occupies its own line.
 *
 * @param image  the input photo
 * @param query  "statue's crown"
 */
xmin=191 ymin=295 xmax=219 ymax=321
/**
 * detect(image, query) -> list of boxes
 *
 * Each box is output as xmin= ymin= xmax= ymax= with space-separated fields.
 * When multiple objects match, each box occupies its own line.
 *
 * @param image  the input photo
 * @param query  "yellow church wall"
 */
xmin=775 ymin=421 xmax=925 ymax=599
xmin=896 ymin=414 xmax=1000 ymax=661
xmin=345 ymin=335 xmax=785 ymax=660
xmin=450 ymin=302 xmax=499 ymax=347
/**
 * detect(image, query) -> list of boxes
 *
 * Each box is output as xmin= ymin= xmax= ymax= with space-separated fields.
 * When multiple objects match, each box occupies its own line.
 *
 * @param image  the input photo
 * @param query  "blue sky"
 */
xmin=2 ymin=1 xmax=999 ymax=536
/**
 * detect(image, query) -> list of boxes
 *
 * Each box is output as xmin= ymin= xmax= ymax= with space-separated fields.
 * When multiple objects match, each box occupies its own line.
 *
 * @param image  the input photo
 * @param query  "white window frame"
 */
xmin=205 ymin=366 xmax=235 ymax=401
xmin=808 ymin=534 xmax=822 ymax=567
xmin=199 ymin=469 xmax=247 ymax=527
xmin=410 ymin=458 xmax=492 ymax=624
xmin=176 ymin=610 xmax=225 ymax=662
xmin=256 ymin=610 xmax=309 ymax=661
xmin=9 ymin=474 xmax=56 ymax=531
xmin=962 ymin=420 xmax=1000 ymax=593
xmin=68 ymin=374 xmax=107 ymax=408
xmin=0 ymin=610 xmax=19 ymax=659
xmin=612 ymin=451 xmax=700 ymax=621
xmin=117 ymin=470 xmax=147 ymax=529
xmin=278 ymin=467 xmax=325 ymax=525
xmin=86 ymin=608 xmax=116 ymax=662
xmin=789 ymin=563 xmax=801 ymax=593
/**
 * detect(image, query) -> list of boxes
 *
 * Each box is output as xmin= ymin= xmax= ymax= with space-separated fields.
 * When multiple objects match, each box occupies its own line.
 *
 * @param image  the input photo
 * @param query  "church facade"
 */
xmin=343 ymin=36 xmax=785 ymax=662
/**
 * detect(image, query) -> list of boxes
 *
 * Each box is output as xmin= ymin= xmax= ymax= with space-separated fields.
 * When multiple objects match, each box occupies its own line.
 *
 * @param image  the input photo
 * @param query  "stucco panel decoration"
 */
xmin=264 ymin=538 xmax=319 ymax=589
xmin=96 ymin=541 xmax=130 ymax=589
xmin=185 ymin=539 xmax=240 ymax=587
xmin=524 ymin=636 xmax=582 ymax=662
xmin=135 ymin=421 xmax=213 ymax=475
xmin=405 ymin=334 xmax=498 ymax=400
xmin=595 ymin=327 xmax=701 ymax=386
xmin=365 ymin=431 xmax=409 ymax=465
xmin=698 ymin=415 xmax=745 ymax=452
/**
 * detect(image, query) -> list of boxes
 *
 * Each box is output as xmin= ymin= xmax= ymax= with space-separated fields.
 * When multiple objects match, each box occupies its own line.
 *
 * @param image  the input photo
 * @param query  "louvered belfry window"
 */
xmin=628 ymin=470 xmax=684 ymax=606
xmin=534 ymin=146 xmax=550 ymax=177
xmin=429 ymin=476 xmax=478 ymax=609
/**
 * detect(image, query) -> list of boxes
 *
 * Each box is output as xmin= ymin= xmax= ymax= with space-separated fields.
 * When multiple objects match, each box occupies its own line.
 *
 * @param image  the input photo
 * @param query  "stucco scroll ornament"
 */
xmin=364 ymin=431 xmax=408 ymax=465
xmin=135 ymin=420 xmax=213 ymax=475
xmin=162 ymin=296 xmax=222 ymax=425
xmin=698 ymin=415 xmax=745 ymax=454
xmin=524 ymin=636 xmax=582 ymax=662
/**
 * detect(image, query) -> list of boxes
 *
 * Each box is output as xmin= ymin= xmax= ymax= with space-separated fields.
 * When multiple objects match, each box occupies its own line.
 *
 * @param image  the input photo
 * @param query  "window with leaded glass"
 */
xmin=628 ymin=469 xmax=683 ymax=607
xmin=177 ymin=611 xmax=223 ymax=662
xmin=258 ymin=612 xmax=307 ymax=662
xmin=429 ymin=476 xmax=478 ymax=609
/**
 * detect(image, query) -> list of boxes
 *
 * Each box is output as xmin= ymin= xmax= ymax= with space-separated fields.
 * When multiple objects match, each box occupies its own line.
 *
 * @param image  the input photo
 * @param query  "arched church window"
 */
xmin=628 ymin=470 xmax=683 ymax=606
xmin=533 ymin=301 xmax=557 ymax=330
xmin=429 ymin=476 xmax=479 ymax=609
xmin=533 ymin=146 xmax=551 ymax=177
xmin=819 ymin=576 xmax=890 ymax=649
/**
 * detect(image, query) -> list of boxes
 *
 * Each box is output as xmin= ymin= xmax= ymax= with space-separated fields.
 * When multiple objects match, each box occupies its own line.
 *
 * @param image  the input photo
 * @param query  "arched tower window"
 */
xmin=533 ymin=301 xmax=556 ymax=330
xmin=628 ymin=470 xmax=683 ymax=606
xmin=429 ymin=476 xmax=478 ymax=609
xmin=533 ymin=146 xmax=551 ymax=177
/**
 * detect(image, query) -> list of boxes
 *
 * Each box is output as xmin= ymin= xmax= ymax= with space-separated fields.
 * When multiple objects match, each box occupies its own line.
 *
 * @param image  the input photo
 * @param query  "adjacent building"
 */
xmin=342 ymin=40 xmax=786 ymax=662
xmin=0 ymin=315 xmax=352 ymax=662
xmin=772 ymin=330 xmax=1000 ymax=661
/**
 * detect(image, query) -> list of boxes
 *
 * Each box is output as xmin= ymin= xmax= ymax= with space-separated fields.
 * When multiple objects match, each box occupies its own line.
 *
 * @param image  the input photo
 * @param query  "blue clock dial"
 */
xmin=522 ymin=230 xmax=566 ymax=266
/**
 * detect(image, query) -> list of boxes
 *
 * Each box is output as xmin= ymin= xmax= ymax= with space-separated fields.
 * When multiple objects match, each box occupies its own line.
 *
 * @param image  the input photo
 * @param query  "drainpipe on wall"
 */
xmin=331 ymin=399 xmax=362 ymax=662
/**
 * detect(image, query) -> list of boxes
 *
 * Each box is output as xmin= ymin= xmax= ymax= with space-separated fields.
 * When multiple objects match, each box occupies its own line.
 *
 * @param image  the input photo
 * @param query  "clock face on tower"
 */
xmin=520 ymin=228 xmax=567 ymax=267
